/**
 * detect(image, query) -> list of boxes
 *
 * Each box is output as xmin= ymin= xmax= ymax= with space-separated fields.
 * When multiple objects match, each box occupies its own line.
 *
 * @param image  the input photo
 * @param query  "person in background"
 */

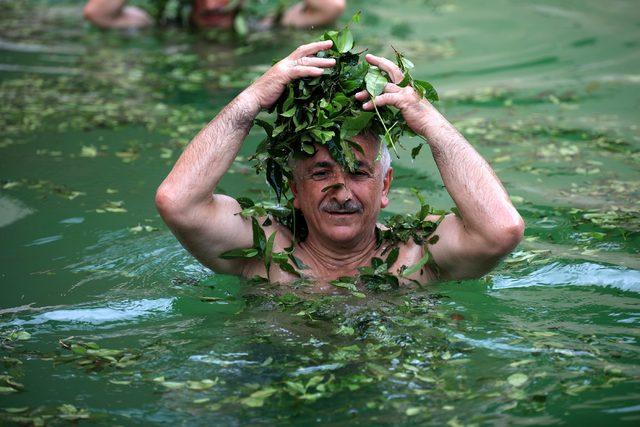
xmin=83 ymin=0 xmax=346 ymax=30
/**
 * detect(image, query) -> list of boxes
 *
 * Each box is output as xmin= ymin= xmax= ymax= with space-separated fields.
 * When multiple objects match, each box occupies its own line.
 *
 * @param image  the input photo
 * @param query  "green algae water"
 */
xmin=1 ymin=0 xmax=639 ymax=424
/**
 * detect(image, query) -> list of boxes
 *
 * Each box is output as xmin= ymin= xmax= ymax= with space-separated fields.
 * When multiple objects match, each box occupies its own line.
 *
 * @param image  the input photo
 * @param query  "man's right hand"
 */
xmin=245 ymin=40 xmax=336 ymax=110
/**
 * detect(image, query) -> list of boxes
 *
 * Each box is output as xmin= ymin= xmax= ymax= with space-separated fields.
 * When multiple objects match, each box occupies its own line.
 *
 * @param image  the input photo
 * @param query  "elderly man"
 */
xmin=155 ymin=40 xmax=525 ymax=284
xmin=83 ymin=0 xmax=346 ymax=30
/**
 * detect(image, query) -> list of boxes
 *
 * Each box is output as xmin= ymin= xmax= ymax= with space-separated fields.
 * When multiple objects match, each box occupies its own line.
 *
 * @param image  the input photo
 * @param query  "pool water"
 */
xmin=1 ymin=0 xmax=639 ymax=425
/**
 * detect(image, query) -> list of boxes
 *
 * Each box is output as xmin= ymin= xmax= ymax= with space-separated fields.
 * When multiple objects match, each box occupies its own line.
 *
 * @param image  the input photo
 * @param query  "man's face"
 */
xmin=191 ymin=0 xmax=235 ymax=29
xmin=290 ymin=135 xmax=393 ymax=247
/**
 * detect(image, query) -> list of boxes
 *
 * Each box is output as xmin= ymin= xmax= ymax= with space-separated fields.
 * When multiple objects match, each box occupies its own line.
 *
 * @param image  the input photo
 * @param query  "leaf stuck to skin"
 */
xmin=321 ymin=183 xmax=345 ymax=193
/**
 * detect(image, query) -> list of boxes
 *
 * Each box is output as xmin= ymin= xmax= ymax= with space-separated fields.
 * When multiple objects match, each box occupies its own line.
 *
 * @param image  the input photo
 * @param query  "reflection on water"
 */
xmin=1 ymin=0 xmax=639 ymax=425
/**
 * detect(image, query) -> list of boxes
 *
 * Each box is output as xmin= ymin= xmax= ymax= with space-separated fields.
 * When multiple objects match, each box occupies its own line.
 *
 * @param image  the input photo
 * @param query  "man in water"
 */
xmin=155 ymin=40 xmax=525 ymax=284
xmin=83 ymin=0 xmax=346 ymax=30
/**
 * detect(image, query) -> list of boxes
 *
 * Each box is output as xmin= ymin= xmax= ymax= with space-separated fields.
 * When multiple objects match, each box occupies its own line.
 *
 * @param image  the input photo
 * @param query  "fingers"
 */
xmin=365 ymin=53 xmax=404 ymax=84
xmin=384 ymin=83 xmax=402 ymax=93
xmin=290 ymin=66 xmax=326 ymax=79
xmin=292 ymin=40 xmax=334 ymax=58
xmin=362 ymin=93 xmax=402 ymax=110
xmin=295 ymin=56 xmax=336 ymax=68
xmin=356 ymin=84 xmax=400 ymax=102
xmin=355 ymin=90 xmax=369 ymax=101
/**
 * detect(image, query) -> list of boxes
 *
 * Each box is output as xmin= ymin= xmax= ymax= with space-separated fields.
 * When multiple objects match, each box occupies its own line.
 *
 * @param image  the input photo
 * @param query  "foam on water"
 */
xmin=492 ymin=262 xmax=640 ymax=293
xmin=5 ymin=298 xmax=174 ymax=327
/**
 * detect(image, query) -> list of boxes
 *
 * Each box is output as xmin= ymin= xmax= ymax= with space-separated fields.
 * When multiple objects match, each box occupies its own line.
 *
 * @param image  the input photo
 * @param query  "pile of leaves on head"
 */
xmin=250 ymin=13 xmax=438 ymax=221
xmin=222 ymin=14 xmax=444 ymax=284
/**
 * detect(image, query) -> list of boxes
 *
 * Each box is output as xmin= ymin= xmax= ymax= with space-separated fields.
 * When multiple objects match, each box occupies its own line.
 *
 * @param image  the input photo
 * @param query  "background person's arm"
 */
xmin=357 ymin=54 xmax=525 ymax=280
xmin=155 ymin=41 xmax=336 ymax=275
xmin=280 ymin=0 xmax=346 ymax=28
xmin=83 ymin=0 xmax=153 ymax=29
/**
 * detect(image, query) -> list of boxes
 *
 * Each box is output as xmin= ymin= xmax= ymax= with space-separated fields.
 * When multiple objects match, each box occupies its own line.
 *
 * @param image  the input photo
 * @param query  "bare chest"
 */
xmin=241 ymin=229 xmax=436 ymax=286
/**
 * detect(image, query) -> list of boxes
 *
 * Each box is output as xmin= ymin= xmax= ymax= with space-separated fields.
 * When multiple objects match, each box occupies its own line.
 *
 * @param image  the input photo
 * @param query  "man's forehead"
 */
xmin=302 ymin=137 xmax=380 ymax=167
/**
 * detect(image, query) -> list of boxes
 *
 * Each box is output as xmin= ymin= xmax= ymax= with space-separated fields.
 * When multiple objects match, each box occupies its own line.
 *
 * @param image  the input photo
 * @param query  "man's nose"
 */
xmin=332 ymin=171 xmax=354 ymax=201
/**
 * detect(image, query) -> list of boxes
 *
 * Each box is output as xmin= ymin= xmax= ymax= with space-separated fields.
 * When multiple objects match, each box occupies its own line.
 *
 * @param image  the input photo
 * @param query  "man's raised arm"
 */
xmin=357 ymin=54 xmax=525 ymax=281
xmin=155 ymin=41 xmax=336 ymax=275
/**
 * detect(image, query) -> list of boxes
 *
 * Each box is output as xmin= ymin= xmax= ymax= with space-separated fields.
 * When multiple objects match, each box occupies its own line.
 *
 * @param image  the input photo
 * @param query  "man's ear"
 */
xmin=290 ymin=179 xmax=300 ymax=209
xmin=380 ymin=167 xmax=393 ymax=208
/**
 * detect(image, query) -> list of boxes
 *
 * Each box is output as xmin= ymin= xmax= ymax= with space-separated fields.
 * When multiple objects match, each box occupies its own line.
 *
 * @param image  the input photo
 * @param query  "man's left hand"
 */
xmin=355 ymin=54 xmax=433 ymax=136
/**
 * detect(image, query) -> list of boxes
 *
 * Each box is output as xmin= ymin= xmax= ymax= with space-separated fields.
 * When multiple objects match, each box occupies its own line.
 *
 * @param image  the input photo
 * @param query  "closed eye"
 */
xmin=351 ymin=170 xmax=371 ymax=179
xmin=311 ymin=170 xmax=330 ymax=180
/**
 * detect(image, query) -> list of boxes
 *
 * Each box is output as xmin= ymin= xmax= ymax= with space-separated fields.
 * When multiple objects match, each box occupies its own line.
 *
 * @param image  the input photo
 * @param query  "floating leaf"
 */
xmin=241 ymin=387 xmax=277 ymax=408
xmin=161 ymin=381 xmax=185 ymax=390
xmin=507 ymin=373 xmax=529 ymax=387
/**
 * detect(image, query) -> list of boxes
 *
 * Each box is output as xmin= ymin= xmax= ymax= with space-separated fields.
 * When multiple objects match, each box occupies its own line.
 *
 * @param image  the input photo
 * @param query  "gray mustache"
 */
xmin=321 ymin=199 xmax=363 ymax=214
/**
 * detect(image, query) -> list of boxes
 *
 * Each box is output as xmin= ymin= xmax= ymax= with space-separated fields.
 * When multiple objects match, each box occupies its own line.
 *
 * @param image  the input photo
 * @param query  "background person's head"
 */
xmin=191 ymin=0 xmax=237 ymax=29
xmin=289 ymin=132 xmax=393 ymax=247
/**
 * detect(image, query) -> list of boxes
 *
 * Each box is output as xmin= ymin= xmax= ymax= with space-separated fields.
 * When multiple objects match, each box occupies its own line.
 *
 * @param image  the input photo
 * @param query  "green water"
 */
xmin=1 ymin=0 xmax=639 ymax=424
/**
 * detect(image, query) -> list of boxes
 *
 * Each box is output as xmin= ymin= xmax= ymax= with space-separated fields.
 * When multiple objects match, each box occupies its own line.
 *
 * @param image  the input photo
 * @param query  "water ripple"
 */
xmin=4 ymin=298 xmax=174 ymax=327
xmin=493 ymin=262 xmax=640 ymax=293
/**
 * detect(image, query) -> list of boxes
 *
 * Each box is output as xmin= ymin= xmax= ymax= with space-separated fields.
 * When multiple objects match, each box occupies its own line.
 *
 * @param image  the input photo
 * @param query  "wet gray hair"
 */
xmin=289 ymin=130 xmax=392 ymax=179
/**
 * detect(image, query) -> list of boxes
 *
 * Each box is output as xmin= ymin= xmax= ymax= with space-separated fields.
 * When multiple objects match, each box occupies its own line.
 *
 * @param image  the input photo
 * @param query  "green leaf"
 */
xmin=328 ymin=27 xmax=354 ymax=53
xmin=311 ymin=129 xmax=335 ymax=143
xmin=507 ymin=373 xmax=529 ymax=387
xmin=398 ymin=73 xmax=412 ymax=88
xmin=414 ymin=80 xmax=439 ymax=102
xmin=322 ymin=183 xmax=344 ymax=193
xmin=272 ymin=123 xmax=287 ymax=137
xmin=301 ymin=143 xmax=315 ymax=155
xmin=330 ymin=280 xmax=357 ymax=292
xmin=280 ymin=108 xmax=295 ymax=117
xmin=276 ymin=260 xmax=300 ymax=277
xmin=401 ymin=57 xmax=415 ymax=70
xmin=219 ymin=248 xmax=259 ymax=259
xmin=15 ymin=331 xmax=31 ymax=340
xmin=236 ymin=197 xmax=255 ymax=210
xmin=385 ymin=247 xmax=399 ymax=266
xmin=341 ymin=112 xmax=374 ymax=140
xmin=401 ymin=250 xmax=430 ymax=277
xmin=3 ymin=407 xmax=29 ymax=414
xmin=252 ymin=217 xmax=266 ymax=252
xmin=266 ymin=159 xmax=285 ymax=202
xmin=264 ymin=231 xmax=277 ymax=274
xmin=233 ymin=13 xmax=248 ymax=36
xmin=365 ymin=67 xmax=388 ymax=97
xmin=242 ymin=388 xmax=277 ymax=407
xmin=411 ymin=143 xmax=423 ymax=159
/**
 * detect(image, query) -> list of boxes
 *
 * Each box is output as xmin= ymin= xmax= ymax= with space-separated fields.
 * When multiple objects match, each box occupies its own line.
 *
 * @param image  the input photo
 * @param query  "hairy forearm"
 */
xmin=157 ymin=90 xmax=260 ymax=209
xmin=419 ymin=104 xmax=523 ymax=243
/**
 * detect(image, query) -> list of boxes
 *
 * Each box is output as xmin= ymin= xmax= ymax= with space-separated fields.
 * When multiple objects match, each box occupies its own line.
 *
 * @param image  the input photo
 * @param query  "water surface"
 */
xmin=1 ymin=0 xmax=639 ymax=425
